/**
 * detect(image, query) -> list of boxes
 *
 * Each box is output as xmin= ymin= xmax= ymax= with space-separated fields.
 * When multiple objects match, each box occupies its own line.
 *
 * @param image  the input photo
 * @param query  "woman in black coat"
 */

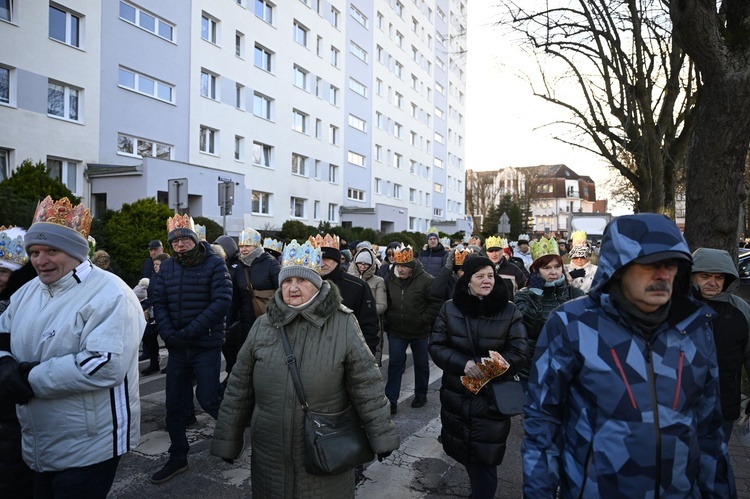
xmin=429 ymin=256 xmax=528 ymax=499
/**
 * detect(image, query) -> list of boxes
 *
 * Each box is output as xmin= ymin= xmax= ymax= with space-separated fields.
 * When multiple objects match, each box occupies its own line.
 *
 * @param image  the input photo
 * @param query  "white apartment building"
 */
xmin=0 ymin=0 xmax=467 ymax=235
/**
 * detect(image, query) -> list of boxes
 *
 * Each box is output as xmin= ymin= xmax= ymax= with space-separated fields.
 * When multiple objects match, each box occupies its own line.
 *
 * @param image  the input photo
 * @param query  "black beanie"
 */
xmin=461 ymin=256 xmax=494 ymax=278
xmin=321 ymin=247 xmax=342 ymax=262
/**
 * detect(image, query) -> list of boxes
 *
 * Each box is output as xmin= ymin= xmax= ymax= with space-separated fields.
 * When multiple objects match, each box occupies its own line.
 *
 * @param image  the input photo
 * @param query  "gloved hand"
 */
xmin=165 ymin=330 xmax=194 ymax=351
xmin=529 ymin=273 xmax=546 ymax=290
xmin=0 ymin=356 xmax=37 ymax=404
xmin=569 ymin=268 xmax=585 ymax=279
xmin=377 ymin=451 xmax=392 ymax=462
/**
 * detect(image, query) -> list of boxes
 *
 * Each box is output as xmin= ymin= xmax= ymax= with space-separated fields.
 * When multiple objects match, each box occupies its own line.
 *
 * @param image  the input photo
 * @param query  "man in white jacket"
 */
xmin=0 ymin=196 xmax=143 ymax=499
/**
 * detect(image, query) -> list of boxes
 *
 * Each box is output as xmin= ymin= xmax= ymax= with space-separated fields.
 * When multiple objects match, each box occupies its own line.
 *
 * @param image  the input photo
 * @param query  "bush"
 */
xmin=281 ymin=220 xmax=317 ymax=242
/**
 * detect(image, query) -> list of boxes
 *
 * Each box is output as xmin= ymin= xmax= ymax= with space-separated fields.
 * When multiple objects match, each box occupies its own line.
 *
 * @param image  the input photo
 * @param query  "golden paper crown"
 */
xmin=0 ymin=226 xmax=28 ymax=268
xmin=570 ymin=231 xmax=588 ymax=247
xmin=393 ymin=244 xmax=414 ymax=264
xmin=194 ymin=224 xmax=206 ymax=241
xmin=485 ymin=236 xmax=507 ymax=250
xmin=166 ymin=213 xmax=195 ymax=233
xmin=531 ymin=236 xmax=560 ymax=261
xmin=426 ymin=226 xmax=438 ymax=235
xmin=281 ymin=239 xmax=322 ymax=273
xmin=453 ymin=248 xmax=473 ymax=266
xmin=263 ymin=237 xmax=284 ymax=254
xmin=238 ymin=227 xmax=261 ymax=247
xmin=312 ymin=233 xmax=339 ymax=249
xmin=31 ymin=196 xmax=92 ymax=239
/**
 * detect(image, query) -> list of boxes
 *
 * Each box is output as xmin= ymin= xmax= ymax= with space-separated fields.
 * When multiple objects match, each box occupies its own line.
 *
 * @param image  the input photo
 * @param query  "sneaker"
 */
xmin=390 ymin=402 xmax=397 ymax=415
xmin=140 ymin=364 xmax=160 ymax=376
xmin=411 ymin=395 xmax=427 ymax=408
xmin=150 ymin=459 xmax=188 ymax=484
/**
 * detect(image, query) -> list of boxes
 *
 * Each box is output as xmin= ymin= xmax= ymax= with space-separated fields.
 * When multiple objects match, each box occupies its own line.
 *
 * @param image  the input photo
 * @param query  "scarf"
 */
xmin=172 ymin=243 xmax=206 ymax=267
xmin=609 ymin=280 xmax=670 ymax=337
xmin=239 ymin=246 xmax=264 ymax=267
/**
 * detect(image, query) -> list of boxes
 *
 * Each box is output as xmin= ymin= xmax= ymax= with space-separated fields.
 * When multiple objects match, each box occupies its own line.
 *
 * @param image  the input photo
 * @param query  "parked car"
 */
xmin=736 ymin=249 xmax=750 ymax=302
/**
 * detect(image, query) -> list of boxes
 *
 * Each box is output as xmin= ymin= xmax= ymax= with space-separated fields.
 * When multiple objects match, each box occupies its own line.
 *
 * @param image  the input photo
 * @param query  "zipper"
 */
xmin=610 ymin=348 xmax=637 ymax=409
xmin=672 ymin=351 xmax=684 ymax=410
xmin=645 ymin=341 xmax=661 ymax=499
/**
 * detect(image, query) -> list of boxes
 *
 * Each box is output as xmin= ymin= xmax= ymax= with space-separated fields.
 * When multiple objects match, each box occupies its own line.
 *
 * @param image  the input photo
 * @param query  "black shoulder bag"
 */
xmin=280 ymin=325 xmax=374 ymax=475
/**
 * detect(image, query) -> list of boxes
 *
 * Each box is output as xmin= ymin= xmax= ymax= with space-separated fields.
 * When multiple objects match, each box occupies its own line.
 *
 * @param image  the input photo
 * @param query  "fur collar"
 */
xmin=452 ymin=276 xmax=509 ymax=318
xmin=266 ymin=281 xmax=343 ymax=327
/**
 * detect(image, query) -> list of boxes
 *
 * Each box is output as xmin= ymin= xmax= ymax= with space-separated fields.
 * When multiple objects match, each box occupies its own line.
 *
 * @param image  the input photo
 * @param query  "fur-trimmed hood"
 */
xmin=265 ymin=281 xmax=344 ymax=327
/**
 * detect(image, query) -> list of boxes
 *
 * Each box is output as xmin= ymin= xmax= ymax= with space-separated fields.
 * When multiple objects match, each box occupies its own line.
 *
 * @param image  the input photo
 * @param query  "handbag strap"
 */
xmin=243 ymin=266 xmax=255 ymax=294
xmin=279 ymin=325 xmax=309 ymax=410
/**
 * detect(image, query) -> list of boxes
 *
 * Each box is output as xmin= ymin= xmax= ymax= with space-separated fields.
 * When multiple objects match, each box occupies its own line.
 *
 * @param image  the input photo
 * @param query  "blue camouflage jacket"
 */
xmin=522 ymin=214 xmax=735 ymax=498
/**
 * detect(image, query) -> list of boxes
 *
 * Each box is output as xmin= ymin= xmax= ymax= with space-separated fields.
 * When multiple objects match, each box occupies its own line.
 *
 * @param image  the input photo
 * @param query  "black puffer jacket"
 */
xmin=232 ymin=251 xmax=280 ymax=336
xmin=429 ymin=277 xmax=528 ymax=466
xmin=385 ymin=260 xmax=442 ymax=340
xmin=324 ymin=264 xmax=380 ymax=354
xmin=418 ymin=245 xmax=448 ymax=277
xmin=152 ymin=242 xmax=232 ymax=349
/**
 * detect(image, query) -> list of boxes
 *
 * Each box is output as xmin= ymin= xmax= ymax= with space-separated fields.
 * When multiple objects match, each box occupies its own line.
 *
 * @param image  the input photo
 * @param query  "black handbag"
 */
xmin=280 ymin=326 xmax=374 ymax=475
xmin=487 ymin=375 xmax=526 ymax=417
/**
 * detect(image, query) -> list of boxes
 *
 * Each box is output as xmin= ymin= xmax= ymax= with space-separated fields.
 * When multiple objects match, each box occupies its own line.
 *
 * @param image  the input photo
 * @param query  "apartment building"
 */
xmin=0 ymin=0 xmax=467 ymax=235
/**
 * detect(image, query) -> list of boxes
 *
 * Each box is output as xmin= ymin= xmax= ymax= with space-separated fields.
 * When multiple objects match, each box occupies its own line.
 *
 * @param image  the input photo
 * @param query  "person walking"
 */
xmin=522 ymin=214 xmax=735 ymax=498
xmin=565 ymin=231 xmax=597 ymax=294
xmin=429 ymin=256 xmax=528 ymax=499
xmin=349 ymin=245 xmax=388 ymax=365
xmin=418 ymin=229 xmax=449 ymax=277
xmin=484 ymin=236 xmax=526 ymax=298
xmin=211 ymin=238 xmax=399 ymax=498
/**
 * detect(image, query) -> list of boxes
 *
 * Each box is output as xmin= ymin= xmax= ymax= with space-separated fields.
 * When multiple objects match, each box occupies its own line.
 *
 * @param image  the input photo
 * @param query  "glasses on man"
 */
xmin=171 ymin=237 xmax=193 ymax=246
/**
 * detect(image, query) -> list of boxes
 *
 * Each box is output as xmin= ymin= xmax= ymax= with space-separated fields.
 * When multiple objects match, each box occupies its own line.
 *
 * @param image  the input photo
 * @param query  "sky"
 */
xmin=465 ymin=3 xmax=629 ymax=215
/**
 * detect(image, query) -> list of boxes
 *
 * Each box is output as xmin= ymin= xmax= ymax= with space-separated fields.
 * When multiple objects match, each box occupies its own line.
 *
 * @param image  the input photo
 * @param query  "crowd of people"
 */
xmin=0 ymin=197 xmax=746 ymax=498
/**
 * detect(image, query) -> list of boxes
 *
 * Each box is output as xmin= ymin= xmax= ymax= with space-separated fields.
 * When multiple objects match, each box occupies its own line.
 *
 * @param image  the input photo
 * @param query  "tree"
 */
xmin=193 ymin=216 xmax=223 ymax=244
xmin=670 ymin=1 xmax=750 ymax=256
xmin=482 ymin=205 xmax=501 ymax=239
xmin=466 ymin=170 xmax=502 ymax=233
xmin=498 ymin=0 xmax=699 ymax=215
xmin=281 ymin=220 xmax=316 ymax=242
xmin=0 ymin=159 xmax=79 ymax=227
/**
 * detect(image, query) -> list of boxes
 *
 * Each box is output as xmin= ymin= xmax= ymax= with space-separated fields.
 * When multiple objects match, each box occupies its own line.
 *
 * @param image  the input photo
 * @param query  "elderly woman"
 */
xmin=212 ymin=239 xmax=399 ymax=498
xmin=429 ymin=256 xmax=528 ymax=499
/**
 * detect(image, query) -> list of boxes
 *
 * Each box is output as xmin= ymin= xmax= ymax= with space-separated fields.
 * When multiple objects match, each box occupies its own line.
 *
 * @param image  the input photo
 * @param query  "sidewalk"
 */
xmin=730 ymin=421 xmax=750 ymax=498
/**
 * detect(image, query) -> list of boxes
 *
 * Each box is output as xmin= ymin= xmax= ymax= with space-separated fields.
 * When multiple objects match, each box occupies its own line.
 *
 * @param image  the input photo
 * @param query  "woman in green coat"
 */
xmin=212 ymin=239 xmax=399 ymax=498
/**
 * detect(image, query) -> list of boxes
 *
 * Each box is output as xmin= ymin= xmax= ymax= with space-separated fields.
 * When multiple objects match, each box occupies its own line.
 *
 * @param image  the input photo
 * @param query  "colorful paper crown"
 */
xmin=517 ymin=234 xmax=530 ymax=243
xmin=453 ymin=248 xmax=473 ymax=267
xmin=87 ymin=235 xmax=96 ymax=258
xmin=31 ymin=196 xmax=92 ymax=239
xmin=166 ymin=213 xmax=195 ymax=233
xmin=531 ymin=236 xmax=560 ymax=261
xmin=281 ymin=238 xmax=322 ymax=274
xmin=439 ymin=237 xmax=451 ymax=246
xmin=311 ymin=233 xmax=339 ymax=249
xmin=238 ymin=228 xmax=262 ymax=247
xmin=393 ymin=244 xmax=414 ymax=264
xmin=485 ymin=236 xmax=507 ymax=250
xmin=263 ymin=237 xmax=284 ymax=254
xmin=194 ymin=224 xmax=206 ymax=241
xmin=426 ymin=226 xmax=438 ymax=236
xmin=0 ymin=226 xmax=28 ymax=269
xmin=570 ymin=231 xmax=587 ymax=247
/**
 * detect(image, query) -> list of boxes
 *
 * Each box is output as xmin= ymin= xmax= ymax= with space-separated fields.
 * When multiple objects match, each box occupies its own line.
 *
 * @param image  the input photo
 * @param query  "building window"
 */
xmin=47 ymin=81 xmax=79 ymax=121
xmin=328 ymin=203 xmax=337 ymax=222
xmin=329 ymin=125 xmax=339 ymax=145
xmin=0 ymin=66 xmax=10 ymax=105
xmin=394 ymin=122 xmax=402 ymax=138
xmin=235 ymin=31 xmax=244 ymax=57
xmin=394 ymin=61 xmax=403 ymax=78
xmin=434 ymin=208 xmax=443 ymax=217
xmin=350 ymin=5 xmax=367 ymax=27
xmin=376 ymin=78 xmax=383 ymax=95
xmin=409 ymin=188 xmax=416 ymax=202
xmin=254 ymin=44 xmax=273 ymax=72
xmin=395 ymin=1 xmax=403 ymax=17
xmin=234 ymin=135 xmax=243 ymax=160
xmin=49 ymin=5 xmax=80 ymax=48
xmin=235 ymin=83 xmax=244 ymax=109
xmin=1 ymin=0 xmax=13 ymax=23
xmin=290 ymin=197 xmax=306 ymax=218
xmin=436 ymin=82 xmax=445 ymax=95
xmin=329 ymin=85 xmax=339 ymax=105
xmin=199 ymin=126 xmax=217 ymax=154
xmin=375 ymin=112 xmax=384 ymax=129
xmin=375 ymin=178 xmax=383 ymax=194
xmin=434 ymin=182 xmax=443 ymax=193
xmin=292 ymin=109 xmax=307 ymax=133
xmin=117 ymin=133 xmax=172 ymax=159
xmin=435 ymin=107 xmax=444 ymax=119
xmin=347 ymin=188 xmax=365 ymax=202
xmin=119 ymin=2 xmax=173 ymax=41
xmin=328 ymin=164 xmax=338 ymax=183
xmin=349 ymin=41 xmax=367 ymax=62
xmin=330 ymin=6 xmax=339 ymax=27
xmin=253 ymin=92 xmax=272 ymax=120
xmin=252 ymin=141 xmax=272 ymax=167
xmin=291 ymin=153 xmax=307 ymax=176
xmin=0 ymin=148 xmax=9 ymax=182
xmin=434 ymin=157 xmax=443 ymax=168
xmin=375 ymin=144 xmax=382 ymax=161
xmin=394 ymin=153 xmax=402 ymax=169
xmin=200 ymin=70 xmax=218 ymax=100
xmin=396 ymin=31 xmax=403 ymax=48
xmin=47 ymin=157 xmax=78 ymax=193
xmin=315 ymin=118 xmax=322 ymax=139
xmin=347 ymin=151 xmax=365 ymax=167
xmin=252 ymin=190 xmax=271 ymax=214
xmin=118 ymin=67 xmax=173 ymax=103
xmin=395 ymin=92 xmax=403 ymax=108
xmin=393 ymin=184 xmax=402 ymax=199
xmin=313 ymin=200 xmax=321 ymax=219
xmin=348 ymin=114 xmax=366 ymax=132
xmin=201 ymin=13 xmax=217 ymax=44
xmin=434 ymin=132 xmax=444 ymax=144
xmin=349 ymin=78 xmax=366 ymax=97
xmin=330 ymin=46 xmax=340 ymax=67
xmin=255 ymin=0 xmax=273 ymax=24
xmin=293 ymin=65 xmax=308 ymax=90
xmin=293 ymin=21 xmax=307 ymax=46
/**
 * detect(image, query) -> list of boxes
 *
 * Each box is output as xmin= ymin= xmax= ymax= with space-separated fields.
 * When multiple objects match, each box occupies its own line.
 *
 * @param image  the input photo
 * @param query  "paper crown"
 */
xmin=393 ymin=244 xmax=414 ymax=264
xmin=453 ymin=248 xmax=473 ymax=267
xmin=87 ymin=235 xmax=96 ymax=258
xmin=439 ymin=237 xmax=451 ymax=246
xmin=281 ymin=238 xmax=322 ymax=273
xmin=194 ymin=224 xmax=206 ymax=241
xmin=31 ymin=196 xmax=92 ymax=239
xmin=485 ymin=236 xmax=507 ymax=250
xmin=238 ymin=227 xmax=262 ymax=247
xmin=166 ymin=213 xmax=195 ymax=233
xmin=531 ymin=236 xmax=560 ymax=261
xmin=517 ymin=234 xmax=530 ymax=243
xmin=311 ymin=233 xmax=339 ymax=249
xmin=570 ymin=231 xmax=588 ymax=247
xmin=462 ymin=233 xmax=470 ymax=243
xmin=0 ymin=226 xmax=28 ymax=269
xmin=426 ymin=226 xmax=438 ymax=236
xmin=263 ymin=237 xmax=284 ymax=254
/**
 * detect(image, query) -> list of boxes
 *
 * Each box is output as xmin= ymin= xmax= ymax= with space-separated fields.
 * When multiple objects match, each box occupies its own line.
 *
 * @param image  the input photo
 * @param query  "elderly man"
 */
xmin=0 ymin=197 xmax=143 ymax=498
xmin=691 ymin=248 xmax=750 ymax=443
xmin=523 ymin=214 xmax=735 ymax=498
xmin=150 ymin=214 xmax=232 ymax=484
xmin=141 ymin=239 xmax=164 ymax=278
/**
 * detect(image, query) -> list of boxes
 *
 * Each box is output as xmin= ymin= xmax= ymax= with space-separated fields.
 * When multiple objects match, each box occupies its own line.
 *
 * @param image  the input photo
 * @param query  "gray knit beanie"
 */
xmin=168 ymin=227 xmax=199 ymax=244
xmin=25 ymin=222 xmax=89 ymax=263
xmin=355 ymin=250 xmax=373 ymax=265
xmin=278 ymin=265 xmax=323 ymax=289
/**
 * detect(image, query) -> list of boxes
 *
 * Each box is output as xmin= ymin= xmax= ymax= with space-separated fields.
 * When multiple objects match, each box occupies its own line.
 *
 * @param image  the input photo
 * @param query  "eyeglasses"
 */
xmin=171 ymin=237 xmax=193 ymax=246
xmin=386 ymin=252 xmax=394 ymax=257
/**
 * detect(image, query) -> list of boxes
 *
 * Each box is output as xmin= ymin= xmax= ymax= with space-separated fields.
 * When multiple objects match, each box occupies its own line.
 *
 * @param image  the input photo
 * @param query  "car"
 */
xmin=736 ymin=249 xmax=750 ymax=302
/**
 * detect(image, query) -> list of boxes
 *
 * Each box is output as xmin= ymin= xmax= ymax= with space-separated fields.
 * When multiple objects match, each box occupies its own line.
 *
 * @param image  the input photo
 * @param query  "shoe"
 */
xmin=138 ymin=352 xmax=149 ymax=361
xmin=186 ymin=412 xmax=197 ymax=427
xmin=150 ymin=459 xmax=188 ymax=484
xmin=411 ymin=395 xmax=427 ymax=408
xmin=140 ymin=364 xmax=160 ymax=376
xmin=390 ymin=402 xmax=397 ymax=415
xmin=160 ymin=367 xmax=168 ymax=374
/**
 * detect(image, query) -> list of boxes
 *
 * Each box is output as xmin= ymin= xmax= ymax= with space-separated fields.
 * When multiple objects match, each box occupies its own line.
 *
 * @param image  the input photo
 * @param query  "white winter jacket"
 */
xmin=0 ymin=262 xmax=143 ymax=472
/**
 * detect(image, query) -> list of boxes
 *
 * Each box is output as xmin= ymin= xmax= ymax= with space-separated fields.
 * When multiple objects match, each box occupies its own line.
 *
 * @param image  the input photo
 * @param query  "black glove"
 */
xmin=569 ymin=268 xmax=585 ymax=279
xmin=165 ymin=330 xmax=194 ymax=351
xmin=377 ymin=451 xmax=392 ymax=462
xmin=0 ymin=357 xmax=37 ymax=404
xmin=529 ymin=273 xmax=546 ymax=290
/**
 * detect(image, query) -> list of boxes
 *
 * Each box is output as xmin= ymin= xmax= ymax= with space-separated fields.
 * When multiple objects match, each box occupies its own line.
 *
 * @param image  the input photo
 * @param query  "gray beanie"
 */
xmin=355 ymin=250 xmax=373 ymax=265
xmin=168 ymin=227 xmax=199 ymax=244
xmin=278 ymin=265 xmax=323 ymax=289
xmin=25 ymin=222 xmax=89 ymax=263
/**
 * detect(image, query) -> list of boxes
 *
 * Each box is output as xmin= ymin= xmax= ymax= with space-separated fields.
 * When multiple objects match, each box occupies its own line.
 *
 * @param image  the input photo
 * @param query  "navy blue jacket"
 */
xmin=418 ymin=245 xmax=448 ymax=277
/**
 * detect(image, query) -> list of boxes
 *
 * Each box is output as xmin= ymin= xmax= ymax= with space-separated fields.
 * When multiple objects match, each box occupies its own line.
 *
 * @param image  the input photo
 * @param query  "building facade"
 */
xmin=0 ymin=0 xmax=467 ymax=236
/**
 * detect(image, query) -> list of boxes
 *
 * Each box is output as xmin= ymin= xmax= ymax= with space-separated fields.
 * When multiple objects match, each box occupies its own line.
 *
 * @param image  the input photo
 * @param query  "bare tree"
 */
xmin=466 ymin=170 xmax=503 ymax=232
xmin=497 ymin=0 xmax=699 ymax=215
xmin=670 ymin=1 xmax=750 ymax=256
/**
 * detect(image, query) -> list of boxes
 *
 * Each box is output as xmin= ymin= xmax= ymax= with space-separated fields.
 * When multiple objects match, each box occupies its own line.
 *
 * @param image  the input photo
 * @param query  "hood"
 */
xmin=350 ymin=247 xmax=378 ymax=280
xmin=691 ymin=248 xmax=739 ymax=295
xmin=589 ymin=214 xmax=692 ymax=300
